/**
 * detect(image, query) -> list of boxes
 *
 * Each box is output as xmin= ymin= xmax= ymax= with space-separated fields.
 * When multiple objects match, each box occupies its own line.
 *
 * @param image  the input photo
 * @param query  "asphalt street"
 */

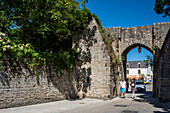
xmin=0 ymin=83 xmax=170 ymax=113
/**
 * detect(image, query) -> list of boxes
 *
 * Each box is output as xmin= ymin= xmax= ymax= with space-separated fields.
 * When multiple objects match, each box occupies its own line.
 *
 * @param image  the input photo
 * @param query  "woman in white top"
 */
xmin=120 ymin=79 xmax=126 ymax=98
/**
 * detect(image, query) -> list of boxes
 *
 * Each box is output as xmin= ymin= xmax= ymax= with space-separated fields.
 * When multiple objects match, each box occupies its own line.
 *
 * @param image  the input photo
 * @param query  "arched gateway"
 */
xmin=105 ymin=22 xmax=170 ymax=101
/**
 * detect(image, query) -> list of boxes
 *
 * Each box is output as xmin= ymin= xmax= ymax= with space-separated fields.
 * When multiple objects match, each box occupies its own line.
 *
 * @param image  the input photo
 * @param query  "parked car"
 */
xmin=135 ymin=81 xmax=146 ymax=92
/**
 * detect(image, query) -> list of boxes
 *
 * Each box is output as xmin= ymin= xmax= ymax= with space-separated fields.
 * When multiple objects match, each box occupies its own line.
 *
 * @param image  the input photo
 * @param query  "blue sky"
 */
xmin=86 ymin=0 xmax=169 ymax=28
xmin=85 ymin=0 xmax=169 ymax=61
xmin=127 ymin=47 xmax=153 ymax=61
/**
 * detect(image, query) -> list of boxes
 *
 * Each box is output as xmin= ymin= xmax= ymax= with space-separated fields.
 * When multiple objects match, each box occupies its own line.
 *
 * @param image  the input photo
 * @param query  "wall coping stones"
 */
xmin=154 ymin=22 xmax=170 ymax=25
xmin=105 ymin=27 xmax=121 ymax=29
xmin=105 ymin=22 xmax=170 ymax=30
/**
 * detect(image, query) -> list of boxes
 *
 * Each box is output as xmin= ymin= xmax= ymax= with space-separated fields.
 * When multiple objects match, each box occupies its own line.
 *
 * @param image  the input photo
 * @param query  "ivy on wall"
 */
xmin=0 ymin=0 xmax=94 ymax=76
xmin=0 ymin=0 xmax=122 ymax=79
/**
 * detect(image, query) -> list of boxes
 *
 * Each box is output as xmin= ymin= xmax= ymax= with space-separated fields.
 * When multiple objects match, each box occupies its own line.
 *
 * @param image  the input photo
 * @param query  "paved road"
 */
xmin=0 ymin=83 xmax=170 ymax=113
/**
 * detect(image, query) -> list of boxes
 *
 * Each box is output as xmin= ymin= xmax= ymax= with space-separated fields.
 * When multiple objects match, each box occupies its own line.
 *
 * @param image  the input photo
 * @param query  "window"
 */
xmin=138 ymin=70 xmax=141 ymax=74
xmin=126 ymin=70 xmax=129 ymax=74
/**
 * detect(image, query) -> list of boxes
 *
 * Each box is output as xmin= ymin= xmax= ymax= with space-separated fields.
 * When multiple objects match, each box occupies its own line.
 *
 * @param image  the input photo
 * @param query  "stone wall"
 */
xmin=154 ymin=22 xmax=170 ymax=49
xmin=154 ymin=28 xmax=170 ymax=102
xmin=121 ymin=25 xmax=153 ymax=54
xmin=72 ymin=17 xmax=111 ymax=99
xmin=152 ymin=23 xmax=170 ymax=101
xmin=0 ymin=62 xmax=65 ymax=109
xmin=105 ymin=22 xmax=170 ymax=57
xmin=105 ymin=25 xmax=154 ymax=56
xmin=105 ymin=25 xmax=154 ymax=79
xmin=105 ymin=22 xmax=170 ymax=100
xmin=105 ymin=27 xmax=121 ymax=57
xmin=0 ymin=17 xmax=112 ymax=109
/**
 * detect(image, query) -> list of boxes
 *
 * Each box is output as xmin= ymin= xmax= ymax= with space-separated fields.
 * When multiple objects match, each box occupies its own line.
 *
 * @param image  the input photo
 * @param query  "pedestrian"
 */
xmin=120 ymin=78 xmax=126 ymax=98
xmin=131 ymin=79 xmax=136 ymax=99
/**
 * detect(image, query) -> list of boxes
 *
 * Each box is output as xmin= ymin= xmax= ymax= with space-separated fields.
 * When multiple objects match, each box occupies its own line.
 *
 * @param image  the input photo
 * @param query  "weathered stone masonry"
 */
xmin=105 ymin=25 xmax=154 ymax=79
xmin=0 ymin=67 xmax=64 ymax=109
xmin=0 ymin=18 xmax=169 ymax=109
xmin=0 ymin=17 xmax=112 ymax=109
xmin=105 ymin=22 xmax=170 ymax=101
xmin=154 ymin=28 xmax=170 ymax=102
xmin=72 ymin=18 xmax=111 ymax=99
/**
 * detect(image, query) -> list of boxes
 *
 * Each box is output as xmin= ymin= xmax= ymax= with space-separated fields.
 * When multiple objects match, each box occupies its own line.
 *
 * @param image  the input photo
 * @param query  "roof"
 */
xmin=127 ymin=61 xmax=147 ymax=68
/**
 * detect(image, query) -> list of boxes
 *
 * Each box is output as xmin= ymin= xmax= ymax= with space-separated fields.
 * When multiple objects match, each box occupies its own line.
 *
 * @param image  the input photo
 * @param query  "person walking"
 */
xmin=120 ymin=78 xmax=126 ymax=98
xmin=131 ymin=80 xmax=136 ymax=99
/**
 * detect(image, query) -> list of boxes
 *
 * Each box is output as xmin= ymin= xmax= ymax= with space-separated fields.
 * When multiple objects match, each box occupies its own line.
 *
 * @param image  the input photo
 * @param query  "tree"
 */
xmin=144 ymin=55 xmax=154 ymax=67
xmin=0 ymin=0 xmax=93 ymax=72
xmin=154 ymin=0 xmax=170 ymax=17
xmin=0 ymin=0 xmax=92 ymax=51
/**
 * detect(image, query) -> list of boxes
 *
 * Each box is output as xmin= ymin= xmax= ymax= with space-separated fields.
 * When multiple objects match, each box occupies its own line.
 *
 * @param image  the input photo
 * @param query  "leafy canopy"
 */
xmin=0 ymin=0 xmax=93 ymax=73
xmin=1 ymin=0 xmax=92 ymax=52
xmin=154 ymin=0 xmax=170 ymax=17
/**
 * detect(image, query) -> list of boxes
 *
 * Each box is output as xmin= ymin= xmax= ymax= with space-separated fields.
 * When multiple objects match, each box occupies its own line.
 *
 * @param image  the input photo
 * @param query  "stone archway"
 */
xmin=121 ymin=43 xmax=153 ymax=80
xmin=105 ymin=22 xmax=170 ymax=101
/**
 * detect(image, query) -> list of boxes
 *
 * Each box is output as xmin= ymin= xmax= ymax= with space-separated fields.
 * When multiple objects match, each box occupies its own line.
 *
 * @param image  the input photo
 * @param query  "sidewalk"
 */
xmin=0 ymin=98 xmax=110 ymax=113
xmin=0 ymin=92 xmax=170 ymax=113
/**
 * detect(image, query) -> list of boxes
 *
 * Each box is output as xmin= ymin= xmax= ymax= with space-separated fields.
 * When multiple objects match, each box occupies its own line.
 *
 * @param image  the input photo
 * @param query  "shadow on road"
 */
xmin=132 ymin=91 xmax=169 ymax=113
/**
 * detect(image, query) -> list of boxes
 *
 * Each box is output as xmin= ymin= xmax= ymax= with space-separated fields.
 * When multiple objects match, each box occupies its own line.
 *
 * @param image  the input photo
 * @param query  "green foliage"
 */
xmin=154 ymin=0 xmax=170 ymax=17
xmin=120 ymin=56 xmax=125 ymax=61
xmin=0 ymin=32 xmax=45 ymax=78
xmin=112 ymin=57 xmax=119 ymax=64
xmin=1 ymin=0 xmax=92 ymax=51
xmin=153 ymin=46 xmax=161 ymax=51
xmin=79 ymin=0 xmax=88 ymax=7
xmin=92 ymin=14 xmax=105 ymax=33
xmin=92 ymin=14 xmax=115 ymax=45
xmin=105 ymin=32 xmax=114 ymax=44
xmin=0 ymin=0 xmax=93 ymax=76
xmin=144 ymin=55 xmax=154 ymax=66
xmin=49 ymin=47 xmax=79 ymax=74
